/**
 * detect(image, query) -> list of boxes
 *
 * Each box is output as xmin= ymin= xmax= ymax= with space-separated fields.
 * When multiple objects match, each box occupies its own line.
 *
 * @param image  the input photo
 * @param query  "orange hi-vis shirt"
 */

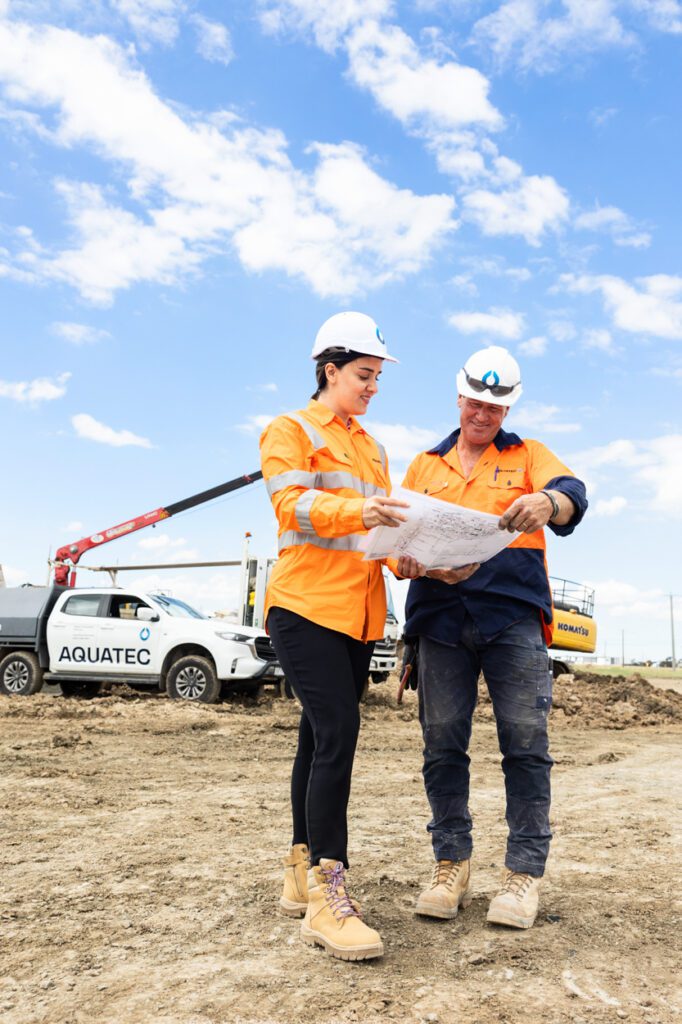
xmin=260 ymin=399 xmax=390 ymax=642
xmin=403 ymin=428 xmax=587 ymax=647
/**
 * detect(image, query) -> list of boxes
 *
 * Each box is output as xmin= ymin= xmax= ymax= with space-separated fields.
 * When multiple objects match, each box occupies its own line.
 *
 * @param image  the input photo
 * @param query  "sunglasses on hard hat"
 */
xmin=462 ymin=368 xmax=520 ymax=398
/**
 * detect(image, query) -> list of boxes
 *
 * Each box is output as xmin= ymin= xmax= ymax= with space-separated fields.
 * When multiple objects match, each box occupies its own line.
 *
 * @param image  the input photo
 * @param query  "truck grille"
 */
xmin=374 ymin=637 xmax=397 ymax=654
xmin=254 ymin=636 xmax=277 ymax=661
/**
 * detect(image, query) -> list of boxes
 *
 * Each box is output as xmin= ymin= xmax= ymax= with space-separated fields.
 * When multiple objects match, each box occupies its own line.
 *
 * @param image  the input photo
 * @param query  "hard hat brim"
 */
xmin=456 ymin=369 xmax=523 ymax=407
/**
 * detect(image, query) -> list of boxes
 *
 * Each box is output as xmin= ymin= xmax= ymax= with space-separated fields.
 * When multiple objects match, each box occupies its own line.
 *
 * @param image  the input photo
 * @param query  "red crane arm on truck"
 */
xmin=53 ymin=470 xmax=263 ymax=586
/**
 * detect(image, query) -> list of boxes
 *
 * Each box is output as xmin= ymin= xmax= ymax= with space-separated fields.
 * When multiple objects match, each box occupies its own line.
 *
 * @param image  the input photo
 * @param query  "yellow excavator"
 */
xmin=549 ymin=577 xmax=597 ymax=676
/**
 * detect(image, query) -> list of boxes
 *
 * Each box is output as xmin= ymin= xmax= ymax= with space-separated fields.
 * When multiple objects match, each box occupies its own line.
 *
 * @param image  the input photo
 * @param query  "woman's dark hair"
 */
xmin=311 ymin=348 xmax=363 ymax=400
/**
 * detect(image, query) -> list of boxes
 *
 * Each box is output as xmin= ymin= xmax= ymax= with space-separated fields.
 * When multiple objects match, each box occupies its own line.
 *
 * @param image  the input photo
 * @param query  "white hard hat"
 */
xmin=311 ymin=311 xmax=398 ymax=363
xmin=456 ymin=345 xmax=523 ymax=407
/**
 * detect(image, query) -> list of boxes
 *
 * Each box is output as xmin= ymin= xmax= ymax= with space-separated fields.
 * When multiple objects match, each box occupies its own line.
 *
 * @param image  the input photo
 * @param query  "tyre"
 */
xmin=166 ymin=655 xmax=221 ymax=703
xmin=552 ymin=659 xmax=570 ymax=678
xmin=59 ymin=679 xmax=103 ymax=699
xmin=371 ymin=672 xmax=389 ymax=684
xmin=0 ymin=651 xmax=44 ymax=696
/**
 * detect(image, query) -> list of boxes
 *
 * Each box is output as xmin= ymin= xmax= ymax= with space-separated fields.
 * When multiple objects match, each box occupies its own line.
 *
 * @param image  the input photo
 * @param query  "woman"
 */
xmin=260 ymin=311 xmax=419 ymax=962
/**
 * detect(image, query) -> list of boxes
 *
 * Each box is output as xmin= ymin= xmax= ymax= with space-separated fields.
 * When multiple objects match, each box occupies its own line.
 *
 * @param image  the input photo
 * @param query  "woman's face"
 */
xmin=325 ymin=356 xmax=383 ymax=418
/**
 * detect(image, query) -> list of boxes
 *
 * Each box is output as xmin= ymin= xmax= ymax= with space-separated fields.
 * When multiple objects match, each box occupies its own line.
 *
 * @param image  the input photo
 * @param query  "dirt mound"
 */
xmin=365 ymin=669 xmax=682 ymax=730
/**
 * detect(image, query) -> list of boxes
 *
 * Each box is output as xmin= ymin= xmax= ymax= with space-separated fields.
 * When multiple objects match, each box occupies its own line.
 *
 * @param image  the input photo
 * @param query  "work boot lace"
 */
xmin=431 ymin=860 xmax=463 ymax=889
xmin=322 ymin=862 xmax=361 ymax=920
xmin=503 ymin=871 xmax=534 ymax=899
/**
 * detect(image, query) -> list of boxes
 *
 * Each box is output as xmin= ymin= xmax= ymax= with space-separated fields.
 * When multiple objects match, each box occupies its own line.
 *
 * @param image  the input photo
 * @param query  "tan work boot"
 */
xmin=486 ymin=870 xmax=540 ymax=929
xmin=416 ymin=859 xmax=473 ymax=919
xmin=301 ymin=859 xmax=383 ymax=961
xmin=279 ymin=843 xmax=309 ymax=917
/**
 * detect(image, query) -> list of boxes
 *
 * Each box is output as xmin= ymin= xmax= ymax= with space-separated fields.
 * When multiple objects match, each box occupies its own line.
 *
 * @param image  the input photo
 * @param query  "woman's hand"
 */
xmin=396 ymin=555 xmax=425 ymax=579
xmin=425 ymin=563 xmax=480 ymax=585
xmin=362 ymin=496 xmax=410 ymax=529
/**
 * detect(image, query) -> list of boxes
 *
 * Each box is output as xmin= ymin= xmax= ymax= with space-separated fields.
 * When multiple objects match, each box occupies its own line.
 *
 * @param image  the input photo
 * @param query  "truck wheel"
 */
xmin=59 ymin=679 xmax=102 ymax=699
xmin=552 ymin=659 xmax=570 ymax=678
xmin=371 ymin=672 xmax=389 ymax=684
xmin=0 ymin=652 xmax=44 ymax=696
xmin=167 ymin=656 xmax=221 ymax=703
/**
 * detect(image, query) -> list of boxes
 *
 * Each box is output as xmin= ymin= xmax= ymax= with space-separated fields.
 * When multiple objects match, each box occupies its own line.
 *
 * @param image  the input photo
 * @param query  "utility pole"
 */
xmin=621 ymin=629 xmax=625 ymax=667
xmin=671 ymin=594 xmax=677 ymax=670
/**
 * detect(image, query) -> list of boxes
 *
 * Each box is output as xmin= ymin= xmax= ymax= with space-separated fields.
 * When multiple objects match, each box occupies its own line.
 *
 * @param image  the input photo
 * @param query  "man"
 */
xmin=403 ymin=344 xmax=587 ymax=929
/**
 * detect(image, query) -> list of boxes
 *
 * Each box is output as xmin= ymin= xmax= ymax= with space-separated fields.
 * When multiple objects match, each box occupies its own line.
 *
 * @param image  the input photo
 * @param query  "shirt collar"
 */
xmin=428 ymin=426 xmax=523 ymax=457
xmin=305 ymin=399 xmax=365 ymax=435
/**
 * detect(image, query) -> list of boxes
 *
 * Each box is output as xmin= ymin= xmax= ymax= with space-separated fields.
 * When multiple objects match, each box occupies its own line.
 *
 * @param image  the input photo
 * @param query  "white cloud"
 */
xmin=509 ymin=401 xmax=581 ymax=434
xmin=363 ymin=420 xmax=441 ymax=464
xmin=247 ymin=382 xmax=279 ymax=393
xmin=569 ymin=434 xmax=682 ymax=516
xmin=593 ymin=495 xmax=628 ymax=516
xmin=518 ymin=335 xmax=547 ymax=357
xmin=0 ymin=371 xmax=70 ymax=402
xmin=448 ymin=307 xmax=525 ymax=339
xmin=138 ymin=534 xmax=188 ymax=550
xmin=472 ymin=0 xmax=634 ymax=73
xmin=0 ymin=564 xmax=33 ymax=587
xmin=548 ymin=319 xmax=577 ymax=342
xmin=51 ymin=321 xmax=111 ymax=345
xmin=72 ymin=413 xmax=154 ymax=448
xmin=0 ymin=19 xmax=455 ymax=302
xmin=574 ymin=204 xmax=651 ymax=249
xmin=112 ymin=0 xmax=182 ymax=47
xmin=127 ymin=570 xmax=242 ymax=616
xmin=462 ymin=174 xmax=570 ymax=245
xmin=587 ymin=579 xmax=668 ymax=620
xmin=561 ymin=273 xmax=682 ymax=339
xmin=259 ymin=1 xmax=569 ymax=246
xmin=235 ymin=413 xmax=277 ymax=435
xmin=190 ymin=14 xmax=234 ymax=65
xmin=64 ymin=520 xmax=84 ymax=533
xmin=582 ymin=327 xmax=617 ymax=354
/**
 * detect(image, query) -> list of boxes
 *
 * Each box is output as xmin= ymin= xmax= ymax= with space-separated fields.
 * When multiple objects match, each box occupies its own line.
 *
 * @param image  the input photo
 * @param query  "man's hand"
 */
xmin=396 ymin=555 xmax=425 ymax=579
xmin=425 ymin=563 xmax=480 ymax=584
xmin=362 ymin=496 xmax=409 ymax=529
xmin=498 ymin=492 xmax=554 ymax=534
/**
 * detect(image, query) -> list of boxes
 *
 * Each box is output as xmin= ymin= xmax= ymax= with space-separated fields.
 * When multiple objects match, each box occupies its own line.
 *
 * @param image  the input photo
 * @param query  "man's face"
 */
xmin=458 ymin=395 xmax=508 ymax=447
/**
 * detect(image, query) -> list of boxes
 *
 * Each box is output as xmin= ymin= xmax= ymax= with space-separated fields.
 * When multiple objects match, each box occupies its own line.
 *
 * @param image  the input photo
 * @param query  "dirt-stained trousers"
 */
xmin=418 ymin=612 xmax=554 ymax=877
xmin=267 ymin=606 xmax=374 ymax=867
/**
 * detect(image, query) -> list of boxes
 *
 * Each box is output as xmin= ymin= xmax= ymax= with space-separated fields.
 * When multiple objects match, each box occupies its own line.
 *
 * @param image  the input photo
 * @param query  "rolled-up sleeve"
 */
xmin=544 ymin=475 xmax=588 ymax=536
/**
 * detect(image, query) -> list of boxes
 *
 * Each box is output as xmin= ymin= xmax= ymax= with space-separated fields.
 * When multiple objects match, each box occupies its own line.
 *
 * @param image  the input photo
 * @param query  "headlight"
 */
xmin=215 ymin=631 xmax=251 ymax=643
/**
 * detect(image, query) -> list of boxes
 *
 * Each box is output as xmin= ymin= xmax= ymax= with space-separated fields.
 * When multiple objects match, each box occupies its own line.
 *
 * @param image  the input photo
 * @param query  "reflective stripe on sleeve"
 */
xmin=266 ymin=470 xmax=317 ymax=497
xmin=375 ymin=441 xmax=387 ymax=474
xmin=287 ymin=412 xmax=327 ymax=450
xmin=267 ymin=469 xmax=386 ymax=499
xmin=295 ymin=489 xmax=324 ymax=532
xmin=278 ymin=531 xmax=364 ymax=553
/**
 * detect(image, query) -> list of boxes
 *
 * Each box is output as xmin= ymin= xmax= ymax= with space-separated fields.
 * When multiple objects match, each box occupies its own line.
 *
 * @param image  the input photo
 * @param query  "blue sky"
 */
xmin=1 ymin=0 xmax=681 ymax=661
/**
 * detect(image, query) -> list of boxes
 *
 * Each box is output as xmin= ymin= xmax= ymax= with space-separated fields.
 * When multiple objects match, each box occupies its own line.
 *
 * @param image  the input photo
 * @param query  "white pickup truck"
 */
xmin=0 ymin=585 xmax=282 ymax=702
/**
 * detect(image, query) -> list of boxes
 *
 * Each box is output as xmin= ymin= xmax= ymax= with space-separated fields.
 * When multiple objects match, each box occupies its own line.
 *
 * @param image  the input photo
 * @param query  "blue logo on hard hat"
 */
xmin=482 ymin=370 xmax=500 ymax=386
xmin=139 ymin=627 xmax=151 ymax=641
xmin=376 ymin=327 xmax=385 ymax=346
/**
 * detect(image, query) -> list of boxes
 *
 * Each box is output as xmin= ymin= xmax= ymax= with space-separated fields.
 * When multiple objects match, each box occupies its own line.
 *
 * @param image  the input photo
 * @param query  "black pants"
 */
xmin=267 ymin=606 xmax=374 ymax=867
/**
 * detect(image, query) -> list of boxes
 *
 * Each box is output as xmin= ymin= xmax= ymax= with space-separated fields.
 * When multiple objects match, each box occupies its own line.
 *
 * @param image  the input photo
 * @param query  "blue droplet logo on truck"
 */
xmin=139 ymin=627 xmax=150 ymax=641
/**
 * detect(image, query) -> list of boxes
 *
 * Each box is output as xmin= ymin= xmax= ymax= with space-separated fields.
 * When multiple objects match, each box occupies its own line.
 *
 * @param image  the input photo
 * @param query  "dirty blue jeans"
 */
xmin=418 ymin=612 xmax=553 ymax=877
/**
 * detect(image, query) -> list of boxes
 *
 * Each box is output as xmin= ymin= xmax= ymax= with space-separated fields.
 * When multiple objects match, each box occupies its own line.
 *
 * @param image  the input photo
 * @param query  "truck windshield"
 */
xmin=150 ymin=594 xmax=206 ymax=619
xmin=384 ymin=576 xmax=398 ymax=623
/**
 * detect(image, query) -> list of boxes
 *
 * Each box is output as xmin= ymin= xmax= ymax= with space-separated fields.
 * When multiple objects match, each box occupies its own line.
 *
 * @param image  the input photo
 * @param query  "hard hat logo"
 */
xmin=376 ymin=327 xmax=385 ymax=346
xmin=456 ymin=345 xmax=523 ymax=407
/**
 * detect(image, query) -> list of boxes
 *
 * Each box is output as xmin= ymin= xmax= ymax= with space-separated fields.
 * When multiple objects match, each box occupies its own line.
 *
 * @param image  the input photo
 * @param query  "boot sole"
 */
xmin=279 ymin=896 xmax=307 ymax=918
xmin=300 ymin=923 xmax=383 ymax=961
xmin=486 ymin=909 xmax=536 ymax=929
xmin=416 ymin=890 xmax=473 ymax=920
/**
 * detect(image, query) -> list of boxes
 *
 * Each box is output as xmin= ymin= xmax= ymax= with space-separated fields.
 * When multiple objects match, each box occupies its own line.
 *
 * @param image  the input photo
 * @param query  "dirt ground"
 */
xmin=1 ymin=671 xmax=681 ymax=1024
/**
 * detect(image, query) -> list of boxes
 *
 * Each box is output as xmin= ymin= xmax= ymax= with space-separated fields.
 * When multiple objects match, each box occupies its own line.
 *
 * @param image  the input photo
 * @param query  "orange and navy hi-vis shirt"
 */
xmin=403 ymin=427 xmax=588 ymax=647
xmin=260 ymin=399 xmax=390 ymax=642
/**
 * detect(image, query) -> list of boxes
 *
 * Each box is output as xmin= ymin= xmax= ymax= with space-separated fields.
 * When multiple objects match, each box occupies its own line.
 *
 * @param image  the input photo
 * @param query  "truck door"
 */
xmin=48 ymin=592 xmax=105 ymax=673
xmin=97 ymin=594 xmax=160 ymax=674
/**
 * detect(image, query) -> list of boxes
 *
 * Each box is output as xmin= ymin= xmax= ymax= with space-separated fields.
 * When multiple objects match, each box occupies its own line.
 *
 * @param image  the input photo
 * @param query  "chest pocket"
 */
xmin=422 ymin=481 xmax=449 ymax=497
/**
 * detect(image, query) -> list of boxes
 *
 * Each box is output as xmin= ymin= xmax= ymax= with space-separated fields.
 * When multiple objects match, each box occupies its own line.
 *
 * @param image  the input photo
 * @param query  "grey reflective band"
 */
xmin=267 ymin=469 xmax=386 ymax=499
xmin=375 ymin=441 xmax=387 ymax=474
xmin=287 ymin=412 xmax=327 ymax=450
xmin=266 ymin=470 xmax=317 ymax=497
xmin=295 ymin=489 xmax=324 ymax=532
xmin=278 ymin=531 xmax=364 ymax=553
